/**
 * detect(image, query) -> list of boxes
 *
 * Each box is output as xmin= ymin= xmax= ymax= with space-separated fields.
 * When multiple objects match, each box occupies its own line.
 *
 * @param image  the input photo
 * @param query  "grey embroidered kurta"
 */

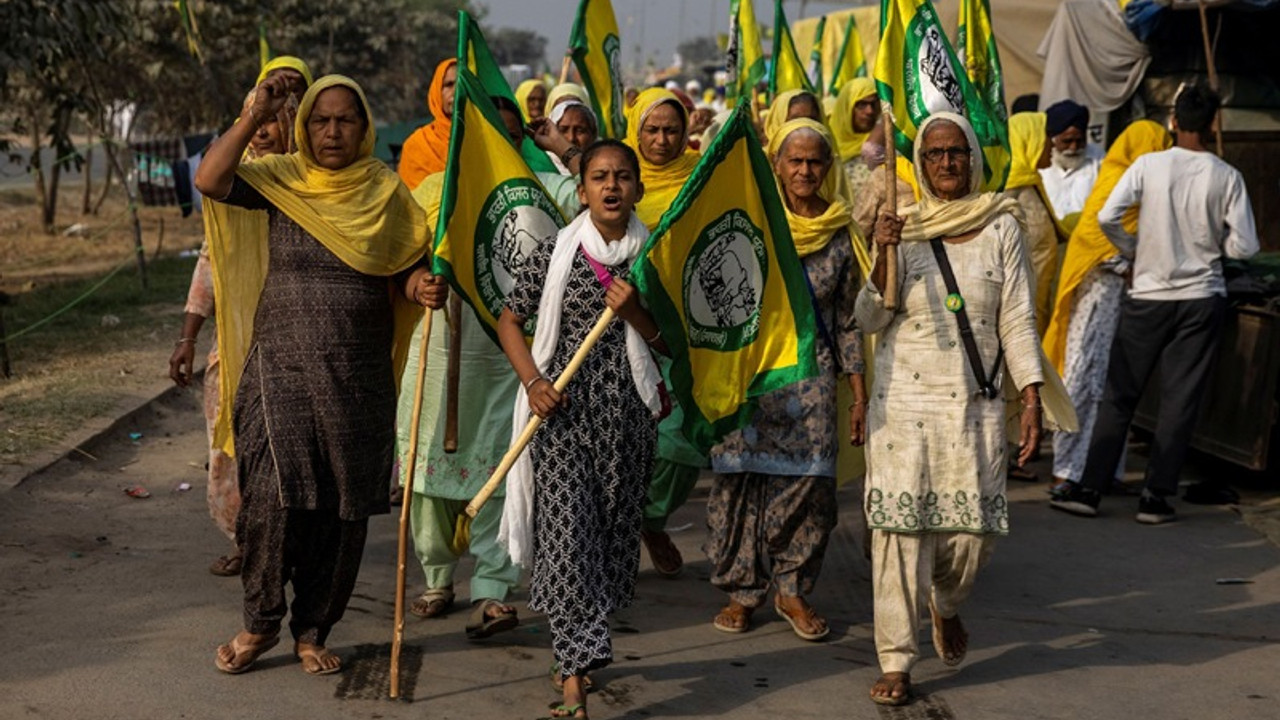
xmin=855 ymin=213 xmax=1043 ymax=535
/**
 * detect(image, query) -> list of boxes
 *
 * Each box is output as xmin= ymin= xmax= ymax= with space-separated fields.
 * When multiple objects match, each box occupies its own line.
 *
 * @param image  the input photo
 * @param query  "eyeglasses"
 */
xmin=921 ymin=146 xmax=971 ymax=164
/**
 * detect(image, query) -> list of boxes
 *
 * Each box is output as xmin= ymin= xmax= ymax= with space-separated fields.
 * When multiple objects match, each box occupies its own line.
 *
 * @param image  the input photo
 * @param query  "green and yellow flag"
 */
xmin=457 ymin=11 xmax=558 ymax=174
xmin=568 ymin=0 xmax=626 ymax=139
xmin=725 ymin=0 xmax=766 ymax=109
xmin=827 ymin=13 xmax=868 ymax=94
xmin=769 ymin=0 xmax=816 ymax=99
xmin=174 ymin=0 xmax=204 ymax=64
xmin=434 ymin=68 xmax=568 ymax=343
xmin=957 ymin=0 xmax=1007 ymax=123
xmin=807 ymin=16 xmax=827 ymax=97
xmin=630 ymin=105 xmax=820 ymax=452
xmin=874 ymin=0 xmax=1010 ymax=190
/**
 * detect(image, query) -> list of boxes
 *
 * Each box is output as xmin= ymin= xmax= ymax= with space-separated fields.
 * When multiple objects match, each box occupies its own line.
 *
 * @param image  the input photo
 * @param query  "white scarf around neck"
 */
xmin=499 ymin=210 xmax=663 ymax=567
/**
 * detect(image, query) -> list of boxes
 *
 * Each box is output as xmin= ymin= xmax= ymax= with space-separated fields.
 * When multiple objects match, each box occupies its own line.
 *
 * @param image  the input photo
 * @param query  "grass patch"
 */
xmin=3 ymin=254 xmax=195 ymax=362
xmin=1 ymin=254 xmax=197 ymax=468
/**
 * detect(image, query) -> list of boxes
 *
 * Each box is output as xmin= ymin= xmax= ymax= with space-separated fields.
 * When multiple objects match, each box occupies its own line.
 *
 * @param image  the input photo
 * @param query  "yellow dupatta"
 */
xmin=515 ymin=79 xmax=545 ymax=121
xmin=625 ymin=88 xmax=701 ymax=229
xmin=205 ymin=75 xmax=431 ymax=455
xmin=1042 ymin=119 xmax=1171 ymax=371
xmin=256 ymin=55 xmax=313 ymax=86
xmin=547 ymin=82 xmax=590 ymax=111
xmin=1006 ymin=112 xmax=1070 ymax=242
xmin=766 ymin=119 xmax=870 ymax=275
xmin=900 ymin=113 xmax=1021 ymax=242
xmin=829 ymin=78 xmax=877 ymax=161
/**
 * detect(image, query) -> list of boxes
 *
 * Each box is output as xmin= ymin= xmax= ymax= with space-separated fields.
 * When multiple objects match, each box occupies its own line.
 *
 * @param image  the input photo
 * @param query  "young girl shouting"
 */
xmin=498 ymin=140 xmax=669 ymax=720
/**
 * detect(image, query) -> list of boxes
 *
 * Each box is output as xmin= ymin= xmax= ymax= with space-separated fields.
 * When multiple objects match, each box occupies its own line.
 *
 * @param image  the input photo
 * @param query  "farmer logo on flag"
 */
xmin=475 ymin=178 xmax=561 ymax=318
xmin=604 ymin=33 xmax=625 ymax=138
xmin=919 ymin=25 xmax=964 ymax=115
xmin=682 ymin=209 xmax=768 ymax=352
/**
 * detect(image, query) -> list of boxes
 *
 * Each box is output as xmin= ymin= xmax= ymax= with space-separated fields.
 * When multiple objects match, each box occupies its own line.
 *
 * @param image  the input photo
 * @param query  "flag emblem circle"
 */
xmin=681 ymin=209 xmax=769 ymax=351
xmin=474 ymin=178 xmax=561 ymax=318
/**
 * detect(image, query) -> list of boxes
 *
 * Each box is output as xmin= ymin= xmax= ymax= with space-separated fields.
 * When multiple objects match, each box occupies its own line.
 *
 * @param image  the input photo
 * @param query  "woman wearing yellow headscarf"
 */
xmin=620 ymin=87 xmax=704 ymax=578
xmin=196 ymin=74 xmax=440 ymax=677
xmin=1044 ymin=119 xmax=1171 ymax=497
xmin=1003 ymin=112 xmax=1067 ymax=337
xmin=762 ymin=89 xmax=823 ymax=145
xmin=707 ymin=119 xmax=867 ymax=643
xmin=829 ymin=78 xmax=879 ymax=197
xmin=172 ymin=61 xmax=313 ymax=579
xmin=546 ymin=82 xmax=590 ymax=112
xmin=514 ymin=78 xmax=547 ymax=121
xmin=856 ymin=112 xmax=1074 ymax=707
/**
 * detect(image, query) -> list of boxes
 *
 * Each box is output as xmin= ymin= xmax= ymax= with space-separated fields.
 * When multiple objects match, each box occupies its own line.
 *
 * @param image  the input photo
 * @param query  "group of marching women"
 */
xmin=181 ymin=53 xmax=1155 ymax=716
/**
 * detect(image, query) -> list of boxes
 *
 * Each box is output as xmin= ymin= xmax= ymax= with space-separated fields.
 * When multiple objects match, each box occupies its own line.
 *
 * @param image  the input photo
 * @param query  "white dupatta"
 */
xmin=498 ymin=210 xmax=663 ymax=567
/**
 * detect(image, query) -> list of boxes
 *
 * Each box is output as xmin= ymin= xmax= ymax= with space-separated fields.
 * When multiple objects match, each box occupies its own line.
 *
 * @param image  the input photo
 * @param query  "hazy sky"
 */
xmin=476 ymin=0 xmax=865 ymax=72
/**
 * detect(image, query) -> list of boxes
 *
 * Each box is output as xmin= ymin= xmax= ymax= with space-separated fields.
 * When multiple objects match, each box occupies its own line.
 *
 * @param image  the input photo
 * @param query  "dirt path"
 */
xmin=2 ymin=388 xmax=1278 ymax=719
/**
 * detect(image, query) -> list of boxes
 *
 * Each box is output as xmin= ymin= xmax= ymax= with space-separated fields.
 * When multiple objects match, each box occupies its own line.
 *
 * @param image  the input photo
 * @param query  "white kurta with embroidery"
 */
xmin=855 ymin=213 xmax=1043 ymax=536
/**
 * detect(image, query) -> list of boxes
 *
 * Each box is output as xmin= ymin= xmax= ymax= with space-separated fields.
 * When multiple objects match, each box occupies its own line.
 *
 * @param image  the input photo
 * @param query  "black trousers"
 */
xmin=237 ymin=465 xmax=369 ymax=646
xmin=1080 ymin=295 xmax=1227 ymax=497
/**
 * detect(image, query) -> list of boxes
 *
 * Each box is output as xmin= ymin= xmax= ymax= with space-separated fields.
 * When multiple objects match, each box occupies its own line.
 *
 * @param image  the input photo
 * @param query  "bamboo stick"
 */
xmin=389 ymin=310 xmax=433 ymax=700
xmin=882 ymin=110 xmax=901 ymax=310
xmin=463 ymin=308 xmax=615 ymax=522
xmin=1197 ymin=0 xmax=1225 ymax=156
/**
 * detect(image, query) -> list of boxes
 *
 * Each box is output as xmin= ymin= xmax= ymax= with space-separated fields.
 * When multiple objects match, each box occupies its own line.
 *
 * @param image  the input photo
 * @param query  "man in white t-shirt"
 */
xmin=1039 ymin=99 xmax=1103 ymax=221
xmin=1052 ymin=85 xmax=1258 ymax=524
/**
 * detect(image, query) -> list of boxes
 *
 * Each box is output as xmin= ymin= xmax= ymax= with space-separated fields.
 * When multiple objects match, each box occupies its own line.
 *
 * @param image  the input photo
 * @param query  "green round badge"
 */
xmin=945 ymin=293 xmax=964 ymax=313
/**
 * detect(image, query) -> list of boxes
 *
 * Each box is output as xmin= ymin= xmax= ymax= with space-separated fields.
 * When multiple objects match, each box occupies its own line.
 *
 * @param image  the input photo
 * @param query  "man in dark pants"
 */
xmin=1051 ymin=85 xmax=1258 ymax=524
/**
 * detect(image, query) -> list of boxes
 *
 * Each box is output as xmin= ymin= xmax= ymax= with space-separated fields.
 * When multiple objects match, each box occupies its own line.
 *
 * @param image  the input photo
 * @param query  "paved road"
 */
xmin=0 ymin=387 xmax=1277 ymax=719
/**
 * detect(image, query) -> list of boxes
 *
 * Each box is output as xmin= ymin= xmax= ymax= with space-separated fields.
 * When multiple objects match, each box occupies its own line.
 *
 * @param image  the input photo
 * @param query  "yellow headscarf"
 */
xmin=829 ymin=78 xmax=877 ymax=161
xmin=625 ymin=88 xmax=701 ymax=229
xmin=764 ymin=90 xmax=822 ymax=146
xmin=205 ymin=75 xmax=431 ymax=455
xmin=547 ymin=82 xmax=590 ymax=111
xmin=767 ymin=119 xmax=868 ymax=274
xmin=1042 ymin=119 xmax=1171 ymax=371
xmin=256 ymin=55 xmax=314 ymax=87
xmin=515 ymin=79 xmax=546 ymax=121
xmin=1006 ymin=111 xmax=1070 ymax=242
xmin=901 ymin=112 xmax=1021 ymax=241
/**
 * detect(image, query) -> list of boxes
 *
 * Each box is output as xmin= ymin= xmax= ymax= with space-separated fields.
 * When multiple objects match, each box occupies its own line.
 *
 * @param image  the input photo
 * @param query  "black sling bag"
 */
xmin=928 ymin=238 xmax=1003 ymax=400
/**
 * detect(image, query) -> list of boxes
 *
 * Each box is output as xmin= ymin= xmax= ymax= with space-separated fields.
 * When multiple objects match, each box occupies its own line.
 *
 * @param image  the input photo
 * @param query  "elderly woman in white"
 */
xmin=855 ymin=112 xmax=1072 ymax=706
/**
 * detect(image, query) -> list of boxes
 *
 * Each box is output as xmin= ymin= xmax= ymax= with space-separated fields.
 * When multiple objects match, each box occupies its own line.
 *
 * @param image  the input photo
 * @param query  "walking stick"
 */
xmin=882 ymin=109 xmax=901 ymax=310
xmin=443 ymin=293 xmax=462 ymax=453
xmin=390 ymin=309 xmax=433 ymax=700
xmin=452 ymin=308 xmax=616 ymax=551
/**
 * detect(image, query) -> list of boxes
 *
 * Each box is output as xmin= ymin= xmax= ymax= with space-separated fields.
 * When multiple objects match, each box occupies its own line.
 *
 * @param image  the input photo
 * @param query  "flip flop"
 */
xmin=410 ymin=587 xmax=454 ymax=618
xmin=295 ymin=644 xmax=342 ymax=675
xmin=544 ymin=702 xmax=588 ymax=719
xmin=465 ymin=599 xmax=519 ymax=640
xmin=712 ymin=602 xmax=754 ymax=634
xmin=869 ymin=673 xmax=913 ymax=706
xmin=214 ymin=633 xmax=279 ymax=674
xmin=929 ymin=599 xmax=966 ymax=666
xmin=774 ymin=597 xmax=830 ymax=641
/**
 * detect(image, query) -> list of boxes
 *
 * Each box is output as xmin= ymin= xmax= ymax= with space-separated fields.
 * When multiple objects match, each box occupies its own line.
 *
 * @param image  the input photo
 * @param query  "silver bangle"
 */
xmin=644 ymin=328 xmax=662 ymax=344
xmin=175 ymin=337 xmax=197 ymax=346
xmin=523 ymin=375 xmax=547 ymax=391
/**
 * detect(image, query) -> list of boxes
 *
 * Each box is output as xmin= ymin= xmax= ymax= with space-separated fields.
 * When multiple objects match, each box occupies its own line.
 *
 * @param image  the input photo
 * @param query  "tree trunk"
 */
xmin=29 ymin=109 xmax=51 ymax=234
xmin=81 ymin=142 xmax=93 ymax=215
xmin=39 ymin=106 xmax=73 ymax=234
xmin=93 ymin=153 xmax=113 ymax=216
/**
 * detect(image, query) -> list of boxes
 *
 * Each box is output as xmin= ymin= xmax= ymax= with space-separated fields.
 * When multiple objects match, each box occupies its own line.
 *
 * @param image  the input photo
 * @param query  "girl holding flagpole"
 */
xmin=497 ymin=140 xmax=667 ymax=720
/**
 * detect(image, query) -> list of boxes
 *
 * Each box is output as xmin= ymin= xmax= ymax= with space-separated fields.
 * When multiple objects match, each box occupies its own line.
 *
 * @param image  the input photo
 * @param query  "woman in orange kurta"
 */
xmin=397 ymin=58 xmax=457 ymax=190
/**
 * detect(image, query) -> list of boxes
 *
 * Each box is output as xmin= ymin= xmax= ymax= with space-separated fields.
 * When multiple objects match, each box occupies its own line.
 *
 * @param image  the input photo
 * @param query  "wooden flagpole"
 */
xmin=389 ymin=310 xmax=433 ymax=699
xmin=882 ymin=110 xmax=901 ymax=310
xmin=1196 ymin=0 xmax=1224 ymax=156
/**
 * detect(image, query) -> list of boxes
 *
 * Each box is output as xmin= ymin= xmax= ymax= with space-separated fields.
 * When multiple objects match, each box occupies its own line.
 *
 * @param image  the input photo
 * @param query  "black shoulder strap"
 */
xmin=928 ymin=239 xmax=1003 ymax=400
